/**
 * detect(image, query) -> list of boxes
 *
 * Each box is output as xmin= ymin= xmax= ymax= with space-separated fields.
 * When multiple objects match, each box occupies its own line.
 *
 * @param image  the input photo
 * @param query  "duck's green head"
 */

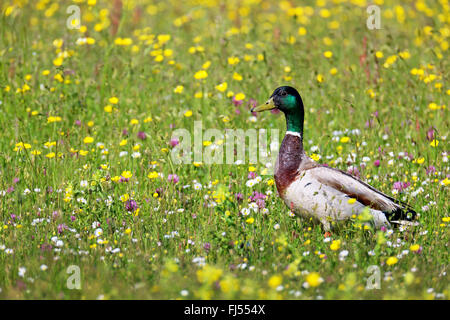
xmin=251 ymin=86 xmax=304 ymax=134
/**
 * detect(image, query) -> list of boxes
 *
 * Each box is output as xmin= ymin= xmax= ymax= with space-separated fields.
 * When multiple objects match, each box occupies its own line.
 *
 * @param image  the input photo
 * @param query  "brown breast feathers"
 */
xmin=274 ymin=134 xmax=304 ymax=196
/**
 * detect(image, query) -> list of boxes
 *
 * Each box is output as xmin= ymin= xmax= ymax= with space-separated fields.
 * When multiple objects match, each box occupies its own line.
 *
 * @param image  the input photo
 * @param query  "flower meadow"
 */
xmin=0 ymin=0 xmax=449 ymax=300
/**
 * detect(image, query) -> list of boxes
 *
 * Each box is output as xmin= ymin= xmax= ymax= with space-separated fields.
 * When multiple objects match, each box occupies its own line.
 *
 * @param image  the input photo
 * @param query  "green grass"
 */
xmin=0 ymin=0 xmax=448 ymax=299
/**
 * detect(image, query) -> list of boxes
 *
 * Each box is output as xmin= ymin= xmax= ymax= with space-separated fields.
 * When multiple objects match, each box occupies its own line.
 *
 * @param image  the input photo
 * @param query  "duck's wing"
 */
xmin=306 ymin=166 xmax=417 ymax=223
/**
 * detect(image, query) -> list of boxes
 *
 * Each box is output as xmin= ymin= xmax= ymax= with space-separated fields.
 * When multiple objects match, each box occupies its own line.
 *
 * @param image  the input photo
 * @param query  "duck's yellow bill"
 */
xmin=251 ymin=97 xmax=275 ymax=112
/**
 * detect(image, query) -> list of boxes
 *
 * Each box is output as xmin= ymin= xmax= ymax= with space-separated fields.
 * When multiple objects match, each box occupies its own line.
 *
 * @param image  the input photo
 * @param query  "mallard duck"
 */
xmin=251 ymin=86 xmax=417 ymax=231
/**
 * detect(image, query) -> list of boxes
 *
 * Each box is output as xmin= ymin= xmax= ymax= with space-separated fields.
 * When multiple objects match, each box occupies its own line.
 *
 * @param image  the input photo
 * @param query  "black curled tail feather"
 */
xmin=384 ymin=203 xmax=418 ymax=226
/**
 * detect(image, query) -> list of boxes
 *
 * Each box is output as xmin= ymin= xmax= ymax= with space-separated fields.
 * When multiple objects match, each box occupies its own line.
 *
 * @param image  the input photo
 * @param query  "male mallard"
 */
xmin=251 ymin=86 xmax=416 ymax=231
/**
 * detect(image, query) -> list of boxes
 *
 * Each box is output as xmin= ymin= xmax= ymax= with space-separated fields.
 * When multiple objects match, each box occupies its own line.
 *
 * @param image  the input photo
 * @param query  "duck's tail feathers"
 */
xmin=385 ymin=205 xmax=419 ymax=227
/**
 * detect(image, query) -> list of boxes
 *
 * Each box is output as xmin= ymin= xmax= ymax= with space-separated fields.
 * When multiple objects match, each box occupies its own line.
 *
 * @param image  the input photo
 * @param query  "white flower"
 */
xmin=119 ymin=151 xmax=128 ymax=157
xmin=40 ymin=264 xmax=48 ymax=271
xmin=92 ymin=221 xmax=101 ymax=229
xmin=80 ymin=180 xmax=88 ymax=188
xmin=94 ymin=228 xmax=103 ymax=237
xmin=77 ymin=197 xmax=87 ymax=204
xmin=18 ymin=267 xmax=26 ymax=278
xmin=246 ymin=179 xmax=256 ymax=187
xmin=131 ymin=152 xmax=141 ymax=158
xmin=248 ymin=202 xmax=258 ymax=212
xmin=193 ymin=183 xmax=202 ymax=190
xmin=339 ymin=250 xmax=349 ymax=261
xmin=180 ymin=290 xmax=189 ymax=296
xmin=274 ymin=223 xmax=280 ymax=230
xmin=241 ymin=208 xmax=250 ymax=216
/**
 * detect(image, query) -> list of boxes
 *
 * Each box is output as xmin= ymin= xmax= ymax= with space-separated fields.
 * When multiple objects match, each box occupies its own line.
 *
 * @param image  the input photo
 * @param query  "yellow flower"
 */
xmin=246 ymin=217 xmax=255 ymax=224
xmin=430 ymin=139 xmax=439 ymax=147
xmin=14 ymin=142 xmax=32 ymax=151
xmin=121 ymin=171 xmax=132 ymax=179
xmin=184 ymin=110 xmax=193 ymax=117
xmin=399 ymin=51 xmax=411 ymax=59
xmin=316 ymin=74 xmax=324 ymax=83
xmin=298 ymin=27 xmax=307 ymax=36
xmin=104 ymin=105 xmax=113 ymax=113
xmin=120 ymin=194 xmax=130 ymax=202
xmin=119 ymin=139 xmax=127 ymax=146
xmin=323 ymin=51 xmax=333 ymax=58
xmin=109 ymin=96 xmax=119 ymax=104
xmin=163 ymin=49 xmax=173 ymax=57
xmin=340 ymin=136 xmax=350 ymax=143
xmin=194 ymin=70 xmax=208 ymax=80
xmin=330 ymin=240 xmax=341 ymax=251
xmin=234 ymin=93 xmax=245 ymax=101
xmin=174 ymin=85 xmax=184 ymax=94
xmin=417 ymin=157 xmax=425 ymax=164
xmin=53 ymin=57 xmax=63 ymax=66
xmin=83 ymin=136 xmax=94 ymax=144
xmin=215 ymin=82 xmax=228 ymax=92
xmin=442 ymin=178 xmax=450 ymax=186
xmin=410 ymin=244 xmax=420 ymax=252
xmin=130 ymin=119 xmax=139 ymax=125
xmin=347 ymin=198 xmax=357 ymax=204
xmin=384 ymin=55 xmax=397 ymax=68
xmin=148 ymin=171 xmax=159 ymax=179
xmin=320 ymin=8 xmax=331 ymax=18
xmin=197 ymin=265 xmax=223 ymax=286
xmin=428 ymin=103 xmax=440 ymax=110
xmin=306 ymin=272 xmax=323 ymax=287
xmin=202 ymin=61 xmax=211 ymax=69
xmin=233 ymin=72 xmax=243 ymax=81
xmin=157 ymin=34 xmax=171 ymax=45
xmin=47 ymin=116 xmax=62 ymax=123
xmin=227 ymin=56 xmax=240 ymax=65
xmin=329 ymin=67 xmax=338 ymax=75
xmin=375 ymin=51 xmax=384 ymax=59
xmin=268 ymin=275 xmax=282 ymax=289
xmin=46 ymin=152 xmax=55 ymax=158
xmin=386 ymin=256 xmax=398 ymax=266
xmin=125 ymin=228 xmax=131 ymax=234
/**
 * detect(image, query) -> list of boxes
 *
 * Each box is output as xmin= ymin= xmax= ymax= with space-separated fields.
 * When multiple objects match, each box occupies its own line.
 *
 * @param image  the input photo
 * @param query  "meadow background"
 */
xmin=0 ymin=0 xmax=448 ymax=299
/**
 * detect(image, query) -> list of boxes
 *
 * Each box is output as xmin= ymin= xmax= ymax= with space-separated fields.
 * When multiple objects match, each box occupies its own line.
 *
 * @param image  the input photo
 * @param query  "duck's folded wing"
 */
xmin=307 ymin=166 xmax=416 ymax=221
